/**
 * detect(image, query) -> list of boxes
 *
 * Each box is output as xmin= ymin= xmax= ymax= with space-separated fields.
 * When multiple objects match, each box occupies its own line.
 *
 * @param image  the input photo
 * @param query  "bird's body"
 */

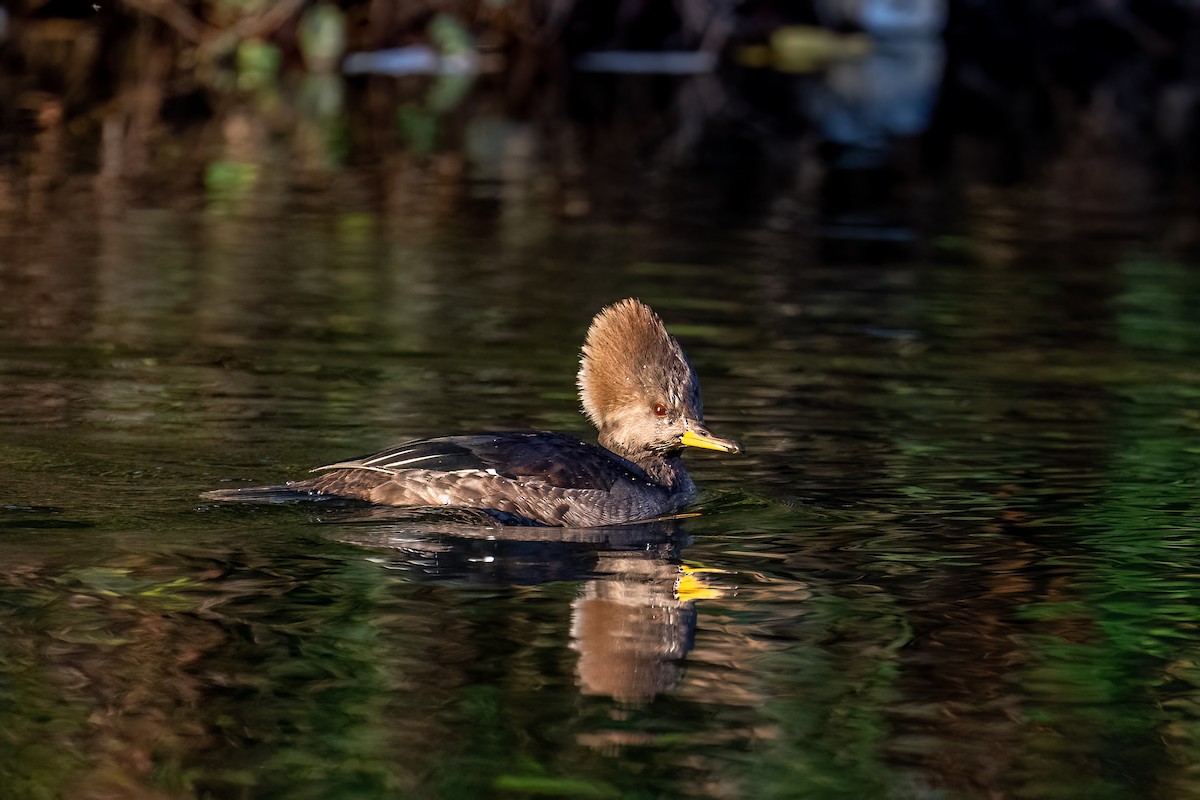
xmin=204 ymin=299 xmax=740 ymax=527
xmin=289 ymin=431 xmax=689 ymax=527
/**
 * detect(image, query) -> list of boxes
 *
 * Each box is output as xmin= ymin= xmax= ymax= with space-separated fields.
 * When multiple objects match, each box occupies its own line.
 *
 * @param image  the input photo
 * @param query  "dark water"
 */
xmin=5 ymin=79 xmax=1200 ymax=800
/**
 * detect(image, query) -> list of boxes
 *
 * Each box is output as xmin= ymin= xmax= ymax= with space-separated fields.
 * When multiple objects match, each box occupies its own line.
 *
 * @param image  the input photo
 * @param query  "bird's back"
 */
xmin=206 ymin=431 xmax=686 ymax=527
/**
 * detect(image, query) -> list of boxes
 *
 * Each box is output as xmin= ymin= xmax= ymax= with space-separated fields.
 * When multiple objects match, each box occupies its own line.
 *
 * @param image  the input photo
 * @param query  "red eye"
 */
xmin=653 ymin=403 xmax=667 ymax=417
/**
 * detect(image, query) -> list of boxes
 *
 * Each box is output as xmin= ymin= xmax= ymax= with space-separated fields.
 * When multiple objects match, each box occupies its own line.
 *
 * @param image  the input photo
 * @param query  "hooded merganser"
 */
xmin=204 ymin=298 xmax=741 ymax=526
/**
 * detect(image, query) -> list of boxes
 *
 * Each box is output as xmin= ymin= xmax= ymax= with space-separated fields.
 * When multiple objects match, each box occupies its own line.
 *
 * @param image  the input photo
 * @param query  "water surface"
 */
xmin=4 ymin=82 xmax=1200 ymax=800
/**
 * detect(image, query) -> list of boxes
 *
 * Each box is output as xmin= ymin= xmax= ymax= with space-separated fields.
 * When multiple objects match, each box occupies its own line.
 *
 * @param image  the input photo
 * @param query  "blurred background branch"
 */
xmin=121 ymin=0 xmax=309 ymax=58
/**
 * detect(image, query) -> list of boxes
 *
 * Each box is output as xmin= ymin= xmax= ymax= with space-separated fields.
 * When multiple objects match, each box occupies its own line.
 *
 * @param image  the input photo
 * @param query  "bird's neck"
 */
xmin=642 ymin=453 xmax=694 ymax=494
xmin=602 ymin=435 xmax=694 ymax=493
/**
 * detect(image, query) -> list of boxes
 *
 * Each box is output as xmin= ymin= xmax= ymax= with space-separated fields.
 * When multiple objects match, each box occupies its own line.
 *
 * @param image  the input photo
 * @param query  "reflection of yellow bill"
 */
xmin=675 ymin=565 xmax=730 ymax=602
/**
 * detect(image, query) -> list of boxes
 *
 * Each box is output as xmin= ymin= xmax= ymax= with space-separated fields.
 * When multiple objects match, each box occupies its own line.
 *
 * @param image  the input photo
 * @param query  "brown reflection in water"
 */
xmin=886 ymin=553 xmax=1031 ymax=796
xmin=571 ymin=552 xmax=697 ymax=704
xmin=0 ymin=91 xmax=97 ymax=338
xmin=340 ymin=520 xmax=705 ymax=706
xmin=99 ymin=36 xmax=172 ymax=188
xmin=0 ymin=553 xmax=229 ymax=800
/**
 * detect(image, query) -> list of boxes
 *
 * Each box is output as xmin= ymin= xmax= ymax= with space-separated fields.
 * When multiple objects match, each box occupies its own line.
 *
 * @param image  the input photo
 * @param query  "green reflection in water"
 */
xmin=1005 ymin=252 xmax=1200 ymax=798
xmin=4 ymin=172 xmax=1200 ymax=800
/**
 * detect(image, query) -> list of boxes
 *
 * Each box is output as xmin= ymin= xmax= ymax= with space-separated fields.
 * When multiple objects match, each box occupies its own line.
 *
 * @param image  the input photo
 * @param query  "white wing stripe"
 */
xmin=362 ymin=448 xmax=417 ymax=465
xmin=375 ymin=452 xmax=451 ymax=468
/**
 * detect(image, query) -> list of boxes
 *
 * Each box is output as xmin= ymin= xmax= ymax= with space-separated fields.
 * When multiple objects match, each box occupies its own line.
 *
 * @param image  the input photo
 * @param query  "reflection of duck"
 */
xmin=573 ymin=557 xmax=710 ymax=704
xmin=339 ymin=517 xmax=719 ymax=704
xmin=336 ymin=517 xmax=686 ymax=585
xmin=205 ymin=299 xmax=741 ymax=526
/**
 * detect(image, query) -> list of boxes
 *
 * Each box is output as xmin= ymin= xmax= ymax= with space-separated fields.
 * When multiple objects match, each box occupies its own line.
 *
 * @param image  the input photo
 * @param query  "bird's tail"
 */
xmin=200 ymin=485 xmax=365 ymax=506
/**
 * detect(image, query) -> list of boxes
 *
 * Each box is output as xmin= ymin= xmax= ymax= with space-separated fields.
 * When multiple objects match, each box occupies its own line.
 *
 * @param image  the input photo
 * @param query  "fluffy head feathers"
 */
xmin=576 ymin=299 xmax=702 ymax=440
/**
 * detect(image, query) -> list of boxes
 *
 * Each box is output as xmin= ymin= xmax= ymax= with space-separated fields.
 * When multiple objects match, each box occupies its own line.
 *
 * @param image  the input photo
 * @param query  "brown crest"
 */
xmin=577 ymin=298 xmax=697 ymax=430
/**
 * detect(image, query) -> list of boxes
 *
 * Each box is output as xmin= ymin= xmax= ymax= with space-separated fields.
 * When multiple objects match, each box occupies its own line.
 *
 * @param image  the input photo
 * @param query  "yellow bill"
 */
xmin=681 ymin=423 xmax=742 ymax=454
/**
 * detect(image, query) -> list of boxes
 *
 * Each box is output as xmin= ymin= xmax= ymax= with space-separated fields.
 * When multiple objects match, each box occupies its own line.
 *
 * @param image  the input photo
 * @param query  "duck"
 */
xmin=203 ymin=298 xmax=741 ymax=527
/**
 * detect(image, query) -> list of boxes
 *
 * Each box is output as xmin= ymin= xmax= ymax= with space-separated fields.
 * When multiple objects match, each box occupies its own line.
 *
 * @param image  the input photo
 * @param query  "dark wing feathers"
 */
xmin=313 ymin=431 xmax=646 ymax=492
xmin=316 ymin=439 xmax=499 ymax=474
